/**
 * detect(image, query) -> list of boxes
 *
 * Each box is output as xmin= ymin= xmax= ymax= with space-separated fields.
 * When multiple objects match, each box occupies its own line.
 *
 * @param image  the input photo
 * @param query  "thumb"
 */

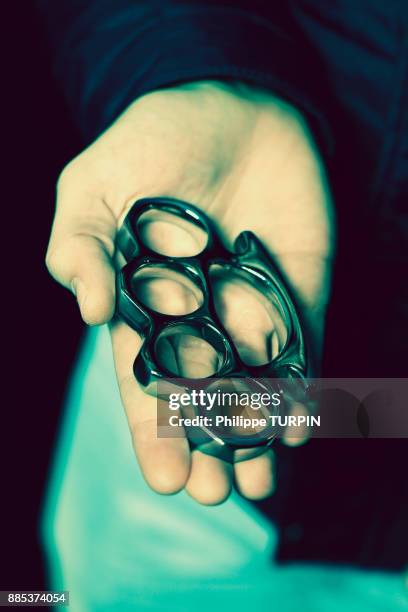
xmin=46 ymin=180 xmax=116 ymax=325
xmin=46 ymin=233 xmax=115 ymax=325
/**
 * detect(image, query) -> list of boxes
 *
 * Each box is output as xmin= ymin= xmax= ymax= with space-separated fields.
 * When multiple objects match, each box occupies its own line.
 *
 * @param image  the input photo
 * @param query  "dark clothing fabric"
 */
xmin=35 ymin=1 xmax=333 ymax=148
xmin=35 ymin=0 xmax=407 ymax=570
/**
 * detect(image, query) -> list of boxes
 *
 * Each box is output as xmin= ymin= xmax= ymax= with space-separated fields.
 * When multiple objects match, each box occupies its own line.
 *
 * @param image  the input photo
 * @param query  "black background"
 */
xmin=1 ymin=2 xmax=83 ymax=589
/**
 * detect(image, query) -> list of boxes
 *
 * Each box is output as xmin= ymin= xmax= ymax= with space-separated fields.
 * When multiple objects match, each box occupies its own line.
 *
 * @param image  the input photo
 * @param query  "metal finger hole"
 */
xmin=209 ymin=263 xmax=289 ymax=365
xmin=136 ymin=208 xmax=208 ymax=256
xmin=154 ymin=323 xmax=228 ymax=377
xmin=130 ymin=264 xmax=204 ymax=315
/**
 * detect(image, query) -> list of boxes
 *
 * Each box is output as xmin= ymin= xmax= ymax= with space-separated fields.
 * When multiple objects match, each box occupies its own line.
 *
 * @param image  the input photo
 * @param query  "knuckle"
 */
xmin=56 ymin=158 xmax=82 ymax=192
xmin=44 ymin=246 xmax=62 ymax=277
xmin=45 ymin=242 xmax=73 ymax=282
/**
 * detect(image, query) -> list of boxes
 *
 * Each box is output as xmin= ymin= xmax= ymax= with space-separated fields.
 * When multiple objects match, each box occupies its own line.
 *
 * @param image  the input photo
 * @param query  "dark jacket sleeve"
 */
xmin=35 ymin=0 xmax=331 ymax=148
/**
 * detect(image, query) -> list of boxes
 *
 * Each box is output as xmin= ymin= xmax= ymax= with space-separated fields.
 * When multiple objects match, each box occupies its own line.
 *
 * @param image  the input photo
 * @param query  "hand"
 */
xmin=46 ymin=81 xmax=334 ymax=505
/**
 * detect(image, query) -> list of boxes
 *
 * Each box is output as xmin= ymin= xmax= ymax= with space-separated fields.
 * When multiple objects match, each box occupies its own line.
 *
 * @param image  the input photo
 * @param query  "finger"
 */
xmin=110 ymin=320 xmax=191 ymax=494
xmin=282 ymin=402 xmax=310 ymax=446
xmin=185 ymin=450 xmax=232 ymax=505
xmin=170 ymin=333 xmax=220 ymax=377
xmin=234 ymin=449 xmax=275 ymax=500
xmin=154 ymin=326 xmax=221 ymax=378
xmin=46 ymin=174 xmax=116 ymax=325
xmin=46 ymin=234 xmax=115 ymax=325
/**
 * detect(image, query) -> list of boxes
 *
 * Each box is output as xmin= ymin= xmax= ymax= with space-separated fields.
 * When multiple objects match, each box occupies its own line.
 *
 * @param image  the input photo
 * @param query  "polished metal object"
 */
xmin=116 ymin=197 xmax=307 ymax=461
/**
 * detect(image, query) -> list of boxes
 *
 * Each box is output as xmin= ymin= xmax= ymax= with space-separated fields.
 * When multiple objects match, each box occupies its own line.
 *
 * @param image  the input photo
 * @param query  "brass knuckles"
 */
xmin=115 ymin=197 xmax=308 ymax=459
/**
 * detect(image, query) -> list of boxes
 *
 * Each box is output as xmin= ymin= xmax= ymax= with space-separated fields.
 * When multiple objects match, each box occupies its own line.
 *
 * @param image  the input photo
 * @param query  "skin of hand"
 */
xmin=46 ymin=81 xmax=335 ymax=505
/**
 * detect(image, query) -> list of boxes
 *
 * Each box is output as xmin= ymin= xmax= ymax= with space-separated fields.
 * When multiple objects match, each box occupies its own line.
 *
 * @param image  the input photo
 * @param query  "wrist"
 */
xmin=133 ymin=78 xmax=313 ymax=145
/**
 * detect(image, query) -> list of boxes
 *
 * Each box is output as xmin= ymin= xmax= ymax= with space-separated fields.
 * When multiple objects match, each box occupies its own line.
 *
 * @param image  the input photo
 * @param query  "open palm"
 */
xmin=46 ymin=81 xmax=334 ymax=504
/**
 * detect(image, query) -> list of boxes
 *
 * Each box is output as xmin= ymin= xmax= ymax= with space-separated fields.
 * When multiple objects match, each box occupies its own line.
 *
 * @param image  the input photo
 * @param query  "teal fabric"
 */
xmin=42 ymin=326 xmax=408 ymax=612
